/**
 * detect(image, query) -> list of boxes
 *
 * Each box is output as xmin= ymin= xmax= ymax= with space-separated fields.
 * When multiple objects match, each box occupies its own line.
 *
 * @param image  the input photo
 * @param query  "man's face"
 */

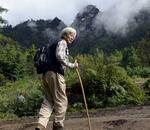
xmin=66 ymin=33 xmax=76 ymax=44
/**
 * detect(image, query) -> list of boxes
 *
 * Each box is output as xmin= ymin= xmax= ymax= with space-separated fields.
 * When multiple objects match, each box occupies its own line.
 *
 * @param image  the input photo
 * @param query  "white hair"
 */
xmin=61 ymin=27 xmax=77 ymax=38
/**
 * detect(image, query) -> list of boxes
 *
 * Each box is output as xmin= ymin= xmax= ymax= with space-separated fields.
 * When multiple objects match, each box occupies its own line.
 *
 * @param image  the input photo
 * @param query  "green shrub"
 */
xmin=127 ymin=67 xmax=150 ymax=78
xmin=0 ymin=73 xmax=6 ymax=86
xmin=68 ymin=51 xmax=147 ymax=108
xmin=0 ymin=43 xmax=26 ymax=80
xmin=0 ymin=77 xmax=44 ymax=117
xmin=144 ymin=79 xmax=150 ymax=96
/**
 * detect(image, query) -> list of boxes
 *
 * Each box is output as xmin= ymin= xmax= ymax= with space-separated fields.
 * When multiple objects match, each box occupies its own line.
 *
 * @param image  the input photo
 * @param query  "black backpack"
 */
xmin=34 ymin=43 xmax=58 ymax=74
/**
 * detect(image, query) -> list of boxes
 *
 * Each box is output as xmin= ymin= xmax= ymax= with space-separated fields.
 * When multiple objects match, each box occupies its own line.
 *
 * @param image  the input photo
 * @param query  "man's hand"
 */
xmin=74 ymin=60 xmax=79 ymax=68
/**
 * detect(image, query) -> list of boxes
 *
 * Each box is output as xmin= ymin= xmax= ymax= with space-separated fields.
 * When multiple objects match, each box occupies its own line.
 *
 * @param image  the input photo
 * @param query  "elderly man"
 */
xmin=35 ymin=27 xmax=78 ymax=130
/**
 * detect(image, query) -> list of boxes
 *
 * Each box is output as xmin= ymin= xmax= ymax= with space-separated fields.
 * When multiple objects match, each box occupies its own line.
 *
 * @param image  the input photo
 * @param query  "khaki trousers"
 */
xmin=38 ymin=71 xmax=68 ymax=128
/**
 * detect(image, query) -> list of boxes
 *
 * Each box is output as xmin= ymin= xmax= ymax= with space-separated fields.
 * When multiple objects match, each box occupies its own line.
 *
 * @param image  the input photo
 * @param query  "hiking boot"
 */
xmin=35 ymin=128 xmax=40 ymax=130
xmin=52 ymin=124 xmax=65 ymax=130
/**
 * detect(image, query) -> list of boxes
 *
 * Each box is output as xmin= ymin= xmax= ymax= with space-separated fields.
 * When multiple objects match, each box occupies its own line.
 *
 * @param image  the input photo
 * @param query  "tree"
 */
xmin=121 ymin=47 xmax=142 ymax=68
xmin=0 ymin=34 xmax=26 ymax=80
xmin=138 ymin=39 xmax=150 ymax=66
xmin=0 ymin=6 xmax=7 ymax=26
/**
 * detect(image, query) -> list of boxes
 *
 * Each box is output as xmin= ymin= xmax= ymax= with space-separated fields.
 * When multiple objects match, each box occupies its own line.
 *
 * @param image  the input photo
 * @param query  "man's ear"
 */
xmin=63 ymin=35 xmax=67 ymax=40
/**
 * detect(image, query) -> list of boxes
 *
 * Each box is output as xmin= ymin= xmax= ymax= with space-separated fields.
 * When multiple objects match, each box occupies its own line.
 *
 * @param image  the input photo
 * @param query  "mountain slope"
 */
xmin=2 ymin=17 xmax=66 ymax=48
xmin=2 ymin=5 xmax=150 ymax=54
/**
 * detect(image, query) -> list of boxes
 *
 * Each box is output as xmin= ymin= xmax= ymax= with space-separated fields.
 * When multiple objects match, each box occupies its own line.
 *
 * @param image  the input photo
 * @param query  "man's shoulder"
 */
xmin=58 ymin=39 xmax=67 ymax=46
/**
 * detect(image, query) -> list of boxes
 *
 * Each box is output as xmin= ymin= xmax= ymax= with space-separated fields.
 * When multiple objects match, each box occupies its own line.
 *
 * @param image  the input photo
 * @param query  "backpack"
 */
xmin=34 ymin=43 xmax=57 ymax=74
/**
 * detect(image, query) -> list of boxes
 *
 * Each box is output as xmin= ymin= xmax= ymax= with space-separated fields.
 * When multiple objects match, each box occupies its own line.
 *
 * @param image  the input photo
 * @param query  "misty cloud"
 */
xmin=27 ymin=20 xmax=37 ymax=32
xmin=94 ymin=0 xmax=150 ymax=34
xmin=0 ymin=0 xmax=113 ymax=26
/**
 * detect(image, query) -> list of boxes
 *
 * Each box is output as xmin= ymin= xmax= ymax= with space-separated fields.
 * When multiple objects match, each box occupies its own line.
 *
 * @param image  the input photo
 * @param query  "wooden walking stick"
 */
xmin=75 ymin=67 xmax=92 ymax=130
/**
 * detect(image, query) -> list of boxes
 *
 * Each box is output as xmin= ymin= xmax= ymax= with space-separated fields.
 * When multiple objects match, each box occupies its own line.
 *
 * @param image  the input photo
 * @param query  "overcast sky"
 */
xmin=0 ymin=0 xmax=123 ymax=26
xmin=0 ymin=0 xmax=150 ymax=33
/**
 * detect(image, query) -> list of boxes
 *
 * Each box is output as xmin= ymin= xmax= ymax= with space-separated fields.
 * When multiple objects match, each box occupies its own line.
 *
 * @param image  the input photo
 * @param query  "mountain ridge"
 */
xmin=2 ymin=5 xmax=150 ymax=54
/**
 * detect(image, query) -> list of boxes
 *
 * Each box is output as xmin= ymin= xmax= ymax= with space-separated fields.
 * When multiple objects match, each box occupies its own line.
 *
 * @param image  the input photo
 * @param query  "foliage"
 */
xmin=137 ymin=39 xmax=150 ymax=66
xmin=0 ymin=77 xmax=43 ymax=118
xmin=127 ymin=67 xmax=150 ymax=78
xmin=68 ymin=50 xmax=146 ymax=108
xmin=0 ymin=6 xmax=7 ymax=26
xmin=143 ymin=79 xmax=150 ymax=96
xmin=25 ymin=44 xmax=37 ymax=76
xmin=121 ymin=47 xmax=142 ymax=68
xmin=0 ymin=34 xmax=37 ymax=81
xmin=0 ymin=35 xmax=26 ymax=80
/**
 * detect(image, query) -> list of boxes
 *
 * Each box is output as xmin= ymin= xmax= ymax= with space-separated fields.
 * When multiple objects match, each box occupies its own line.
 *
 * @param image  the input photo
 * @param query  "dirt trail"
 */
xmin=0 ymin=105 xmax=150 ymax=130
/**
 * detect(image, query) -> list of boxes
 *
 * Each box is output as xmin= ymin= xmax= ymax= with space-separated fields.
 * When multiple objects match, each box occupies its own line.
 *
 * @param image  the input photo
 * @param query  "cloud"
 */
xmin=0 ymin=0 xmax=113 ymax=26
xmin=94 ymin=0 xmax=150 ymax=34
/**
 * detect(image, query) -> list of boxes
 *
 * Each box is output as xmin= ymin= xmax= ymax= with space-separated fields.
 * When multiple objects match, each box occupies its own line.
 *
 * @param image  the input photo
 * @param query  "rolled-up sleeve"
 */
xmin=56 ymin=40 xmax=75 ymax=68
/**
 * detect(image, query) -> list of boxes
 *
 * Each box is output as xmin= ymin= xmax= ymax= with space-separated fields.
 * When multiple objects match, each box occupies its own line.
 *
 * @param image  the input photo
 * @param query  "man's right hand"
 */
xmin=74 ymin=60 xmax=79 ymax=68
